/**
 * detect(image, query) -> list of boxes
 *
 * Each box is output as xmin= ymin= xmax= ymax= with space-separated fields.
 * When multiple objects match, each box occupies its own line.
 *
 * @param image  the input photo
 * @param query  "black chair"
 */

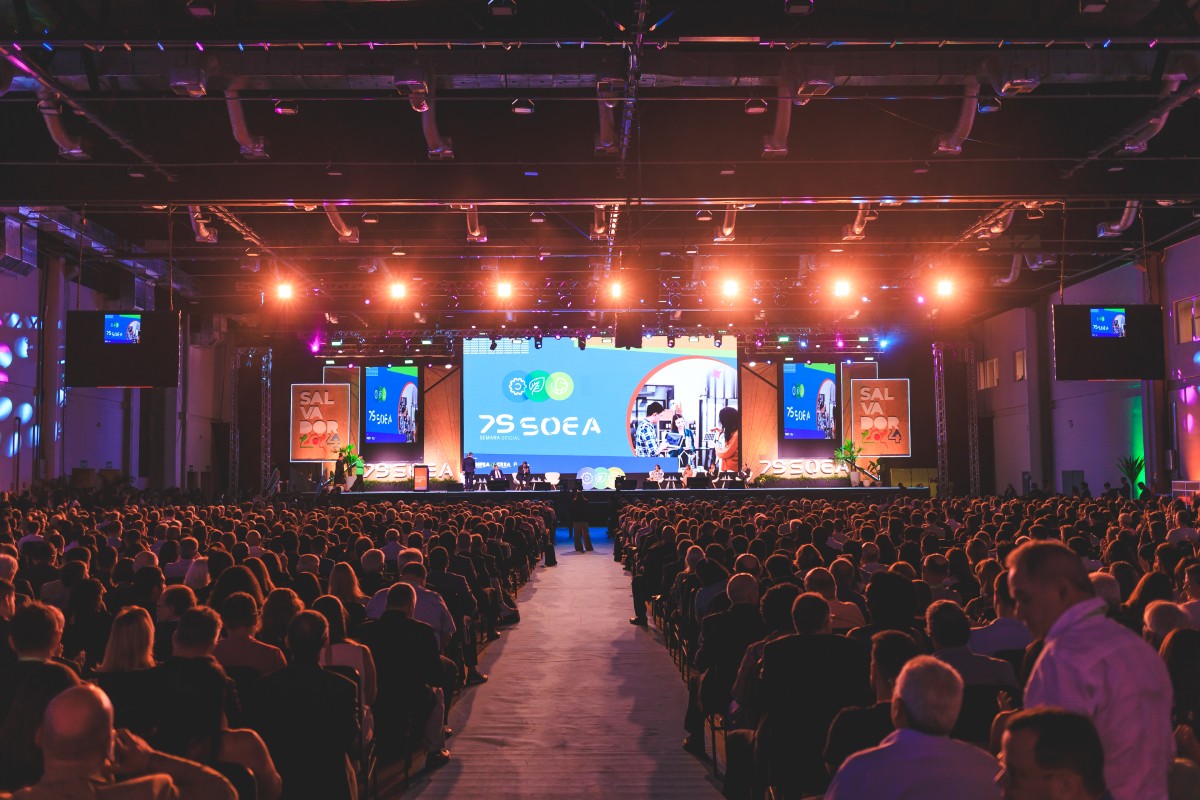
xmin=324 ymin=664 xmax=377 ymax=800
xmin=952 ymin=684 xmax=1008 ymax=746
xmin=486 ymin=478 xmax=510 ymax=491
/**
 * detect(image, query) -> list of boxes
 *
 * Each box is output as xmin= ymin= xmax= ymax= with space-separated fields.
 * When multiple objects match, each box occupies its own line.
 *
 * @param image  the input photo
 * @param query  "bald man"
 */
xmin=1008 ymin=541 xmax=1174 ymax=800
xmin=11 ymin=684 xmax=234 ymax=799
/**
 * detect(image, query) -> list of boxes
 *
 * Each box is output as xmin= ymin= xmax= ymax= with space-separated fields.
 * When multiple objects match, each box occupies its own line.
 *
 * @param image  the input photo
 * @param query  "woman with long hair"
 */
xmin=716 ymin=406 xmax=741 ymax=472
xmin=312 ymin=595 xmax=377 ymax=739
xmin=207 ymin=564 xmax=265 ymax=613
xmin=257 ymin=588 xmax=304 ymax=652
xmin=94 ymin=606 xmax=159 ymax=736
xmin=242 ymin=557 xmax=276 ymax=595
xmin=328 ymin=562 xmax=370 ymax=630
xmin=61 ymin=578 xmax=112 ymax=672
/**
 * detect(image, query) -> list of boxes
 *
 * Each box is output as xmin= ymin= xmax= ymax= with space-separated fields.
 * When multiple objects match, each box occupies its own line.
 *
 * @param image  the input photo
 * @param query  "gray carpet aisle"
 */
xmin=399 ymin=530 xmax=724 ymax=799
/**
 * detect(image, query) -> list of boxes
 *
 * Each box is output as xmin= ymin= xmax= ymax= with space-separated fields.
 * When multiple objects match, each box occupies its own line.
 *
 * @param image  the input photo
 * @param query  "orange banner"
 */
xmin=851 ymin=378 xmax=911 ymax=457
xmin=290 ymin=383 xmax=351 ymax=462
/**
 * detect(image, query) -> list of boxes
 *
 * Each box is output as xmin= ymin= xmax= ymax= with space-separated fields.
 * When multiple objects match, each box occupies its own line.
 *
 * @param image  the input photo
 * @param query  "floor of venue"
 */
xmin=387 ymin=528 xmax=723 ymax=799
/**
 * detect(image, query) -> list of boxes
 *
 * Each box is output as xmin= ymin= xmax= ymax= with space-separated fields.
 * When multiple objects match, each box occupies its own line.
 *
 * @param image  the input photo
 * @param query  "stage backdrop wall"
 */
xmin=420 ymin=365 xmax=461 ymax=482
xmin=741 ymin=362 xmax=778 ymax=471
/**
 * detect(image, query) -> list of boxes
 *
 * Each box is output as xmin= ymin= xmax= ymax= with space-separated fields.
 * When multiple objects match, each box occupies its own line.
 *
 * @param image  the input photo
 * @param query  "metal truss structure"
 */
xmin=229 ymin=347 xmax=272 ymax=497
xmin=932 ymin=341 xmax=980 ymax=497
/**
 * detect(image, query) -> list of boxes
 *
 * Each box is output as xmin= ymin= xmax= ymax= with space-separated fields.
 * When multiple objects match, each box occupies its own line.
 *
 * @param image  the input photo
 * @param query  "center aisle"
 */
xmin=399 ymin=529 xmax=724 ymax=799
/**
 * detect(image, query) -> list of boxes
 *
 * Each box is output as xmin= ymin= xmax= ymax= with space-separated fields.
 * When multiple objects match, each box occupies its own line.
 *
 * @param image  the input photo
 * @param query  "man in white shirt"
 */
xmin=398 ymin=562 xmax=457 ymax=651
xmin=1008 ymin=541 xmax=1174 ymax=800
xmin=826 ymin=656 xmax=1001 ymax=800
xmin=1167 ymin=510 xmax=1199 ymax=546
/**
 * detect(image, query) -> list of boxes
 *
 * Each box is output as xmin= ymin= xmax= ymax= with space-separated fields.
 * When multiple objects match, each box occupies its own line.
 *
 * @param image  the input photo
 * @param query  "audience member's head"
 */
xmin=1007 ymin=542 xmax=1094 ymax=640
xmin=38 ymin=685 xmax=115 ymax=768
xmin=870 ymin=630 xmax=920 ymax=701
xmin=726 ymin=572 xmax=759 ymax=607
xmin=1142 ymin=600 xmax=1191 ymax=649
xmin=98 ymin=606 xmax=155 ymax=673
xmin=891 ymin=655 xmax=963 ymax=736
xmin=157 ymin=584 xmax=196 ymax=623
xmin=285 ymin=610 xmax=329 ymax=662
xmin=218 ymin=591 xmax=259 ymax=635
xmin=172 ymin=606 xmax=221 ymax=657
xmin=999 ymin=708 xmax=1107 ymax=800
xmin=386 ymin=582 xmax=417 ymax=614
xmin=1088 ymin=572 xmax=1122 ymax=613
xmin=9 ymin=601 xmax=62 ymax=659
xmin=925 ymin=599 xmax=972 ymax=649
xmin=791 ymin=592 xmax=831 ymax=636
xmin=760 ymin=583 xmax=801 ymax=634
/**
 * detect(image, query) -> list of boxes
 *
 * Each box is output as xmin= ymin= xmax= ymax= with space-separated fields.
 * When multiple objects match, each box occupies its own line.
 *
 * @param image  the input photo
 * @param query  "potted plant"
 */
xmin=833 ymin=438 xmax=866 ymax=486
xmin=1115 ymin=455 xmax=1145 ymax=499
xmin=336 ymin=444 xmax=365 ymax=490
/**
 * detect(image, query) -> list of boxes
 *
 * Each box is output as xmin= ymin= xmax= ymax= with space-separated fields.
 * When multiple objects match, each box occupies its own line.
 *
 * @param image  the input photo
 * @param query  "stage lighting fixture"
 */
xmin=361 ymin=213 xmax=379 ymax=224
xmin=390 ymin=283 xmax=406 ymax=299
xmin=917 ymin=295 xmax=926 ymax=304
xmin=833 ymin=279 xmax=851 ymax=297
xmin=695 ymin=209 xmax=713 ymax=222
xmin=578 ymin=337 xmax=586 ymax=351
xmin=936 ymin=279 xmax=954 ymax=297
xmin=534 ymin=335 xmax=543 ymax=349
xmin=489 ymin=337 xmax=498 ymax=351
xmin=186 ymin=0 xmax=216 ymax=18
xmin=489 ymin=0 xmax=517 ymax=15
xmin=667 ymin=335 xmax=676 ymax=348
xmin=784 ymin=0 xmax=815 ymax=15
xmin=276 ymin=283 xmax=293 ymax=300
xmin=685 ymin=243 xmax=700 ymax=255
xmin=836 ymin=337 xmax=845 ymax=349
xmin=610 ymin=282 xmax=623 ymax=299
xmin=880 ymin=339 xmax=889 ymax=349
xmin=976 ymin=88 xmax=1002 ymax=114
xmin=497 ymin=281 xmax=513 ymax=298
xmin=722 ymin=279 xmax=739 ymax=297
xmin=529 ymin=211 xmax=546 ymax=223
xmin=511 ymin=98 xmax=535 ymax=114
xmin=714 ymin=335 xmax=723 ymax=348
xmin=390 ymin=245 xmax=406 ymax=256
xmin=800 ymin=340 xmax=808 ymax=348
xmin=273 ymin=99 xmax=299 ymax=116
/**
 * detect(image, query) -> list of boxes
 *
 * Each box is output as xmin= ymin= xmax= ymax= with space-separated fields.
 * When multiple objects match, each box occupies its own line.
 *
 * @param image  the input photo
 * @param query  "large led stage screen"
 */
xmin=462 ymin=336 xmax=738 ymax=475
xmin=782 ymin=362 xmax=838 ymax=440
xmin=363 ymin=366 xmax=420 ymax=445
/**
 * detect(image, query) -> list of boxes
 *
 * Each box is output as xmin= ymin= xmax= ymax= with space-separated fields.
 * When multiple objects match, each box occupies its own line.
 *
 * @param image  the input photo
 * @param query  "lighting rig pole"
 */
xmin=932 ymin=341 xmax=980 ymax=497
xmin=228 ymin=347 xmax=272 ymax=498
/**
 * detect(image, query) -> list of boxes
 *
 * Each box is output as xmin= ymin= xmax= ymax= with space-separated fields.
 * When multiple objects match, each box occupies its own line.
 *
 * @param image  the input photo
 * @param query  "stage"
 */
xmin=324 ymin=485 xmax=929 ymax=516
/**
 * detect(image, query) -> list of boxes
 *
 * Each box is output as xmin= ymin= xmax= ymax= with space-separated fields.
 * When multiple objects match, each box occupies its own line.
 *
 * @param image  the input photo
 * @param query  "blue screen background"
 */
xmin=103 ymin=314 xmax=141 ymax=344
xmin=1089 ymin=307 xmax=1126 ymax=338
xmin=363 ymin=366 xmax=419 ymax=444
xmin=782 ymin=362 xmax=838 ymax=440
xmin=461 ymin=336 xmax=738 ymax=473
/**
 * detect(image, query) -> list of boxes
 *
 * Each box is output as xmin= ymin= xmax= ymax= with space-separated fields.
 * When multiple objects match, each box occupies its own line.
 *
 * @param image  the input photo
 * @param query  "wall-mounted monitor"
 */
xmin=1052 ymin=304 xmax=1164 ymax=380
xmin=65 ymin=310 xmax=180 ymax=388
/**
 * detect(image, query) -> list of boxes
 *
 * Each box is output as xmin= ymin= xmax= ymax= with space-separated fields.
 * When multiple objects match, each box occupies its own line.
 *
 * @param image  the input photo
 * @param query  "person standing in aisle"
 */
xmin=570 ymin=489 xmax=593 ymax=553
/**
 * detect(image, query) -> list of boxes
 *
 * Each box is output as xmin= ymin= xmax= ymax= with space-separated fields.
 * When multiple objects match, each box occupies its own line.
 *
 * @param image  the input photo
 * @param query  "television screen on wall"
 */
xmin=1052 ymin=304 xmax=1164 ymax=380
xmin=64 ymin=310 xmax=180 ymax=388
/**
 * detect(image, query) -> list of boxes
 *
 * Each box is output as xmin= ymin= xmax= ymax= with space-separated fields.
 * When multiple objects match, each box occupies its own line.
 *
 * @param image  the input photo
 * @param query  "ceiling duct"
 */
xmin=933 ymin=78 xmax=980 ymax=156
xmin=188 ymin=205 xmax=217 ymax=243
xmin=842 ymin=203 xmax=875 ymax=241
xmin=1097 ymin=200 xmax=1140 ymax=238
xmin=322 ymin=203 xmax=360 ymax=244
xmin=762 ymin=79 xmax=795 ymax=158
xmin=36 ymin=89 xmax=89 ymax=160
xmin=417 ymin=96 xmax=454 ymax=160
xmin=589 ymin=205 xmax=609 ymax=241
xmin=1123 ymin=79 xmax=1185 ymax=154
xmin=457 ymin=204 xmax=487 ymax=243
xmin=1 ymin=217 xmax=37 ymax=277
xmin=714 ymin=207 xmax=738 ymax=243
xmin=595 ymin=79 xmax=623 ymax=156
xmin=977 ymin=209 xmax=1015 ymax=239
xmin=982 ymin=58 xmax=1041 ymax=97
xmin=225 ymin=80 xmax=269 ymax=160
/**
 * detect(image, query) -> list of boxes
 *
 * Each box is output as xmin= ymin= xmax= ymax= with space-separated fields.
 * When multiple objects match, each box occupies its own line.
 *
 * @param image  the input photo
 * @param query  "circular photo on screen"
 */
xmin=626 ymin=357 xmax=738 ymax=458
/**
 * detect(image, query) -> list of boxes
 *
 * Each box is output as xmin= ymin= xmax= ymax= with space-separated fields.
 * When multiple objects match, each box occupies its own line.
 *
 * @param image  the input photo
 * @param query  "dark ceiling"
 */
xmin=3 ymin=0 xmax=1200 ymax=352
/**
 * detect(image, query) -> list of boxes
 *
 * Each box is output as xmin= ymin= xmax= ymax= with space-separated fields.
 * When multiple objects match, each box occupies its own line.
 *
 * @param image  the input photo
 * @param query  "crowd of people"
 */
xmin=0 ymin=492 xmax=554 ymax=799
xmin=619 ymin=492 xmax=1200 ymax=800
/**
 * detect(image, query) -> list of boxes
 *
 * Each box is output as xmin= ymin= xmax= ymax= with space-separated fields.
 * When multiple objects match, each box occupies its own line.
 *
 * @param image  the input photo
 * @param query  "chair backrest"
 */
xmin=952 ymin=683 xmax=1006 ymax=746
xmin=544 ymin=472 xmax=560 ymax=486
xmin=222 ymin=666 xmax=263 ymax=702
xmin=993 ymin=648 xmax=1029 ymax=685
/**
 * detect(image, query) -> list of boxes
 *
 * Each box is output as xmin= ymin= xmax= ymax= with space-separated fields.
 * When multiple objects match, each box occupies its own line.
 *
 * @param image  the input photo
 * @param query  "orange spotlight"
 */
xmin=936 ymin=278 xmax=954 ymax=297
xmin=276 ymin=283 xmax=293 ymax=300
xmin=390 ymin=282 xmax=407 ymax=299
xmin=722 ymin=279 xmax=738 ymax=297
xmin=833 ymin=279 xmax=851 ymax=297
xmin=611 ymin=282 xmax=623 ymax=299
xmin=497 ymin=281 xmax=513 ymax=298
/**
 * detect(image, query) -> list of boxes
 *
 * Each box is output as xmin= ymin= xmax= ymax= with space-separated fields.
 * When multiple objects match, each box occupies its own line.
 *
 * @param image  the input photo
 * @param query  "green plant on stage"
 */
xmin=863 ymin=459 xmax=883 ymax=481
xmin=833 ymin=438 xmax=866 ymax=472
xmin=1116 ymin=455 xmax=1145 ymax=496
xmin=337 ymin=444 xmax=365 ymax=473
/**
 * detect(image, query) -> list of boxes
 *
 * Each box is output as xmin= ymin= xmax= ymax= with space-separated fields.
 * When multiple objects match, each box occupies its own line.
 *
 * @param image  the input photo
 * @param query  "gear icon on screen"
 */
xmin=507 ymin=376 xmax=527 ymax=396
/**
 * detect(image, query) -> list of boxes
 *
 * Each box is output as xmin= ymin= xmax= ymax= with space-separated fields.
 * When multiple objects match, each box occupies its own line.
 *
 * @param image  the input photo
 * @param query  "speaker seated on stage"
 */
xmin=516 ymin=462 xmax=533 ymax=489
xmin=649 ymin=465 xmax=665 ymax=485
xmin=487 ymin=465 xmax=511 ymax=490
xmin=680 ymin=463 xmax=695 ymax=487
